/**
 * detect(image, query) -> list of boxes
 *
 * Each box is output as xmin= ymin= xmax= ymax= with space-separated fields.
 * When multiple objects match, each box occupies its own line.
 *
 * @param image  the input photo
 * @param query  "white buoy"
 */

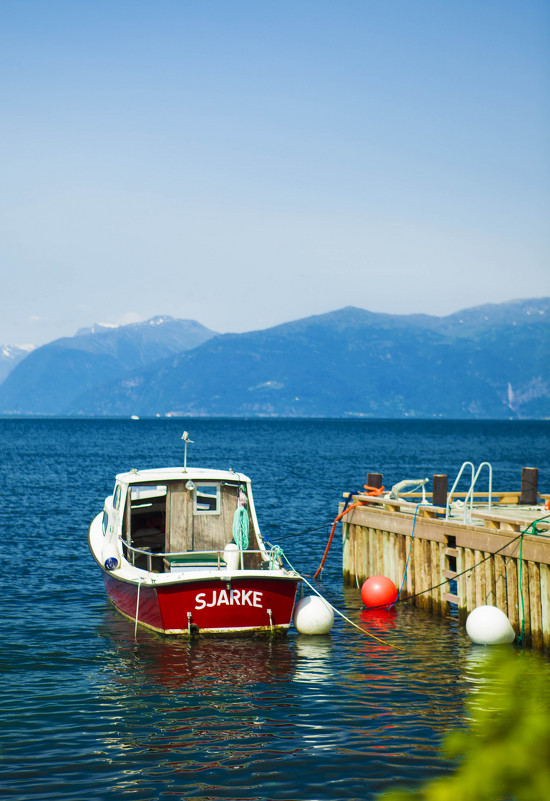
xmin=223 ymin=543 xmax=240 ymax=571
xmin=293 ymin=595 xmax=334 ymax=635
xmin=466 ymin=605 xmax=515 ymax=645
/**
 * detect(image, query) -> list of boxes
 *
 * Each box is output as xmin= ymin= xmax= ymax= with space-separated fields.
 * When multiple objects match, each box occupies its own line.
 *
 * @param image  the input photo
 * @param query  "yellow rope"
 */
xmin=282 ymin=550 xmax=404 ymax=650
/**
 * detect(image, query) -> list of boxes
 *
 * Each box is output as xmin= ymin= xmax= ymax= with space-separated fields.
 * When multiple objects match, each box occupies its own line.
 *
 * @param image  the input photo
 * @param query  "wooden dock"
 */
xmin=341 ymin=478 xmax=550 ymax=650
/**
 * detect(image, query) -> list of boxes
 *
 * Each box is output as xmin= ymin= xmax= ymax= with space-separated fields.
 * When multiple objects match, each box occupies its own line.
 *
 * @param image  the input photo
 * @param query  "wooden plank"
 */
xmin=379 ymin=528 xmax=387 ymax=578
xmin=413 ymin=535 xmax=423 ymax=609
xmin=437 ymin=540 xmax=447 ymax=616
xmin=474 ymin=550 xmax=486 ymax=608
xmin=396 ymin=533 xmax=407 ymax=598
xmin=420 ymin=508 xmax=438 ymax=519
xmin=418 ymin=537 xmax=430 ymax=611
xmin=529 ymin=561 xmax=543 ymax=650
xmin=370 ymin=529 xmax=380 ymax=576
xmin=359 ymin=526 xmax=369 ymax=586
xmin=494 ymin=554 xmax=508 ymax=616
xmin=506 ymin=557 xmax=519 ymax=633
xmin=363 ymin=526 xmax=370 ymax=579
xmin=387 ymin=530 xmax=397 ymax=584
xmin=352 ymin=523 xmax=359 ymax=586
xmin=388 ymin=530 xmax=397 ymax=586
xmin=345 ymin=503 xmax=550 ymax=564
xmin=496 ymin=493 xmax=520 ymax=503
xmin=455 ymin=546 xmax=467 ymax=623
xmin=443 ymin=593 xmax=460 ymax=604
xmin=342 ymin=522 xmax=351 ymax=585
xmin=385 ymin=530 xmax=392 ymax=584
xmin=464 ymin=548 xmax=476 ymax=616
xmin=363 ymin=525 xmax=371 ymax=583
xmin=456 ymin=530 xmax=550 ymax=565
xmin=405 ymin=534 xmax=414 ymax=602
xmin=430 ymin=540 xmax=440 ymax=614
xmin=367 ymin=525 xmax=374 ymax=579
xmin=358 ymin=524 xmax=365 ymax=584
xmin=354 ymin=491 xmax=520 ymax=500
xmin=471 ymin=510 xmax=522 ymax=532
xmin=342 ymin=504 xmax=448 ymax=542
xmin=519 ymin=556 xmax=531 ymax=644
xmin=390 ymin=530 xmax=399 ymax=585
xmin=442 ymin=569 xmax=458 ymax=579
xmin=381 ymin=528 xmax=388 ymax=578
xmin=421 ymin=539 xmax=432 ymax=613
xmin=485 ymin=551 xmax=497 ymax=606
xmin=354 ymin=523 xmax=362 ymax=585
xmin=540 ymin=563 xmax=550 ymax=652
xmin=167 ymin=481 xmax=192 ymax=552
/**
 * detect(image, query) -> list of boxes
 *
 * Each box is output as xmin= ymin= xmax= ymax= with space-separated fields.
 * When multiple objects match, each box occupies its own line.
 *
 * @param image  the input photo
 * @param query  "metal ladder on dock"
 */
xmin=445 ymin=461 xmax=493 ymax=524
xmin=443 ymin=461 xmax=493 ymax=612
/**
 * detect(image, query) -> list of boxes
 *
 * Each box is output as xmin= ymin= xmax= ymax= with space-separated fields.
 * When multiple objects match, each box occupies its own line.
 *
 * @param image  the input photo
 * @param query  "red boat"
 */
xmin=88 ymin=435 xmax=301 ymax=636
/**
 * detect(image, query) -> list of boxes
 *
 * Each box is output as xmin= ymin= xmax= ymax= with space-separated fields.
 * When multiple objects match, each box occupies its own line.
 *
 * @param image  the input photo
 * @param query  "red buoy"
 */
xmin=361 ymin=575 xmax=398 ymax=608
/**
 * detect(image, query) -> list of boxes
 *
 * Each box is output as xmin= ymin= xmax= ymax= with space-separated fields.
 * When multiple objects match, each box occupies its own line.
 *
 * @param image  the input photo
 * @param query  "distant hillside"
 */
xmin=0 ymin=344 xmax=35 ymax=384
xmin=63 ymin=298 xmax=549 ymax=419
xmin=0 ymin=317 xmax=216 ymax=415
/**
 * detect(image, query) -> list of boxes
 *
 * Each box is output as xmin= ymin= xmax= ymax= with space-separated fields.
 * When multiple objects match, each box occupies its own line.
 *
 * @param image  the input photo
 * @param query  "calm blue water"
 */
xmin=1 ymin=418 xmax=549 ymax=800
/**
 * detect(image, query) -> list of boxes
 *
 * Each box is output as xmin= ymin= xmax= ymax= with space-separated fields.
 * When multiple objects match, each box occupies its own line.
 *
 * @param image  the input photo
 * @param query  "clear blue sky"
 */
xmin=2 ymin=0 xmax=549 ymax=345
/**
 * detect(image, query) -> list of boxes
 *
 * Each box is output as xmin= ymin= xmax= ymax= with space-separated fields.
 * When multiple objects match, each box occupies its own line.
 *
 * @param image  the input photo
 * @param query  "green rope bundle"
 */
xmin=232 ymin=506 xmax=249 ymax=550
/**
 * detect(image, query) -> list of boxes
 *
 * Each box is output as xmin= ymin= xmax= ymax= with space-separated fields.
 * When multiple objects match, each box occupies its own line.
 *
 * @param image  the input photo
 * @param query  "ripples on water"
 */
xmin=1 ymin=419 xmax=549 ymax=800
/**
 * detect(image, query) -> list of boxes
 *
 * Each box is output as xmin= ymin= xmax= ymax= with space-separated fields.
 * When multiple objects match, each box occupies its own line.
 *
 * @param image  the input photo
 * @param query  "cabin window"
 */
xmin=130 ymin=485 xmax=167 ymax=504
xmin=102 ymin=511 xmax=109 ymax=535
xmin=194 ymin=483 xmax=220 ymax=515
xmin=113 ymin=485 xmax=121 ymax=510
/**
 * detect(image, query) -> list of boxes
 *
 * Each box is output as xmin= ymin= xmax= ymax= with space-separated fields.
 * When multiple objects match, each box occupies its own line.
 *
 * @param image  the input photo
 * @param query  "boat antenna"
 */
xmin=181 ymin=430 xmax=194 ymax=472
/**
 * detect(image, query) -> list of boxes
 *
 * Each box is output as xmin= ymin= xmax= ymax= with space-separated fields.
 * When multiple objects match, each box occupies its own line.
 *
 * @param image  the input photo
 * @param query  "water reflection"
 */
xmin=294 ymin=635 xmax=334 ymax=684
xmin=98 ymin=607 xmax=295 ymax=689
xmin=94 ymin=610 xmax=307 ymax=799
xmin=88 ymin=595 xmax=550 ymax=800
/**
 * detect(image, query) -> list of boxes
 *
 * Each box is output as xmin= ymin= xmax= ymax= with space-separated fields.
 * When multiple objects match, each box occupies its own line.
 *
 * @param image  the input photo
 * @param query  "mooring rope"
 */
xmin=269 ymin=511 xmax=549 ymax=644
xmin=392 ymin=512 xmax=550 ymax=609
xmin=276 ymin=547 xmax=404 ymax=650
xmin=395 ymin=503 xmax=421 ymax=602
xmin=518 ymin=530 xmax=526 ymax=644
xmin=134 ymin=578 xmax=142 ymax=641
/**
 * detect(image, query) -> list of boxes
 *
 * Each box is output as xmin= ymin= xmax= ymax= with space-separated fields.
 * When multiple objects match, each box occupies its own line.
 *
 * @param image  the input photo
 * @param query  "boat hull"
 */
xmin=103 ymin=571 xmax=300 ymax=635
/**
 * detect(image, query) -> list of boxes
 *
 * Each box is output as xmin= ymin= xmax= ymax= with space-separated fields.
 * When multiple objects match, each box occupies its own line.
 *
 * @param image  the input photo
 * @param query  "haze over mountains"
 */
xmin=0 ymin=299 xmax=548 ymax=419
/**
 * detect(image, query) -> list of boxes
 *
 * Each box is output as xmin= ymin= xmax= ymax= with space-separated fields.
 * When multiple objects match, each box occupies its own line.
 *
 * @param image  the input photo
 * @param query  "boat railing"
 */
xmin=446 ymin=461 xmax=493 ymax=523
xmin=121 ymin=540 xmax=282 ymax=573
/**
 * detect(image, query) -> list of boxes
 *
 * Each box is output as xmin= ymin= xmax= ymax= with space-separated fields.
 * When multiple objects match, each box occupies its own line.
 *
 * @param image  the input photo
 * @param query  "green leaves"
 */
xmin=382 ymin=650 xmax=550 ymax=801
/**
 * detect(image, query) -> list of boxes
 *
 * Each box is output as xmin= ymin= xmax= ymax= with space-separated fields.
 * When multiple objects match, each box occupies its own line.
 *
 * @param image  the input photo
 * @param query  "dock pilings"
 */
xmin=342 ymin=467 xmax=550 ymax=650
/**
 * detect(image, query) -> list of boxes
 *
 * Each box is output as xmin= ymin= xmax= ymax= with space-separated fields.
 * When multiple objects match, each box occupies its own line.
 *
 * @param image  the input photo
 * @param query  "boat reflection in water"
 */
xmin=92 ymin=605 xmax=471 ymax=799
xmin=98 ymin=607 xmax=295 ymax=690
xmin=94 ymin=608 xmax=329 ymax=798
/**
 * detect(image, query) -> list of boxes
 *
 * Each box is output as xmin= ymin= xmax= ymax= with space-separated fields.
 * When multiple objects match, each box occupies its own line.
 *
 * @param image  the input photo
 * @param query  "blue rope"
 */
xmin=342 ymin=490 xmax=361 ymax=513
xmin=395 ymin=503 xmax=421 ymax=602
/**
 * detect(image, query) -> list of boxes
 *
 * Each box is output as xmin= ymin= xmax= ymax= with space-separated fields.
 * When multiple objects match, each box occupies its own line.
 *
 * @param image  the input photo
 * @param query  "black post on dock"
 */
xmin=366 ymin=472 xmax=383 ymax=489
xmin=432 ymin=474 xmax=448 ymax=507
xmin=520 ymin=467 xmax=538 ymax=505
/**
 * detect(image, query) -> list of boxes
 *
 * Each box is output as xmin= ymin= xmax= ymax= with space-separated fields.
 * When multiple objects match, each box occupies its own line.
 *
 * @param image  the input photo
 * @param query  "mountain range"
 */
xmin=0 ymin=317 xmax=216 ymax=416
xmin=0 ymin=299 xmax=548 ymax=418
xmin=0 ymin=344 xmax=35 ymax=384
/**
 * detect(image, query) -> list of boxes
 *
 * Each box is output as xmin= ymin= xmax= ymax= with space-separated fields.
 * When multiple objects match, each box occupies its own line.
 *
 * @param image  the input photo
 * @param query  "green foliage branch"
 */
xmin=383 ymin=650 xmax=550 ymax=801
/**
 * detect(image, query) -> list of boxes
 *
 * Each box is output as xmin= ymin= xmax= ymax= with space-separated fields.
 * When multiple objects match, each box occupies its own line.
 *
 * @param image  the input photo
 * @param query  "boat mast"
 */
xmin=181 ymin=430 xmax=194 ymax=472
